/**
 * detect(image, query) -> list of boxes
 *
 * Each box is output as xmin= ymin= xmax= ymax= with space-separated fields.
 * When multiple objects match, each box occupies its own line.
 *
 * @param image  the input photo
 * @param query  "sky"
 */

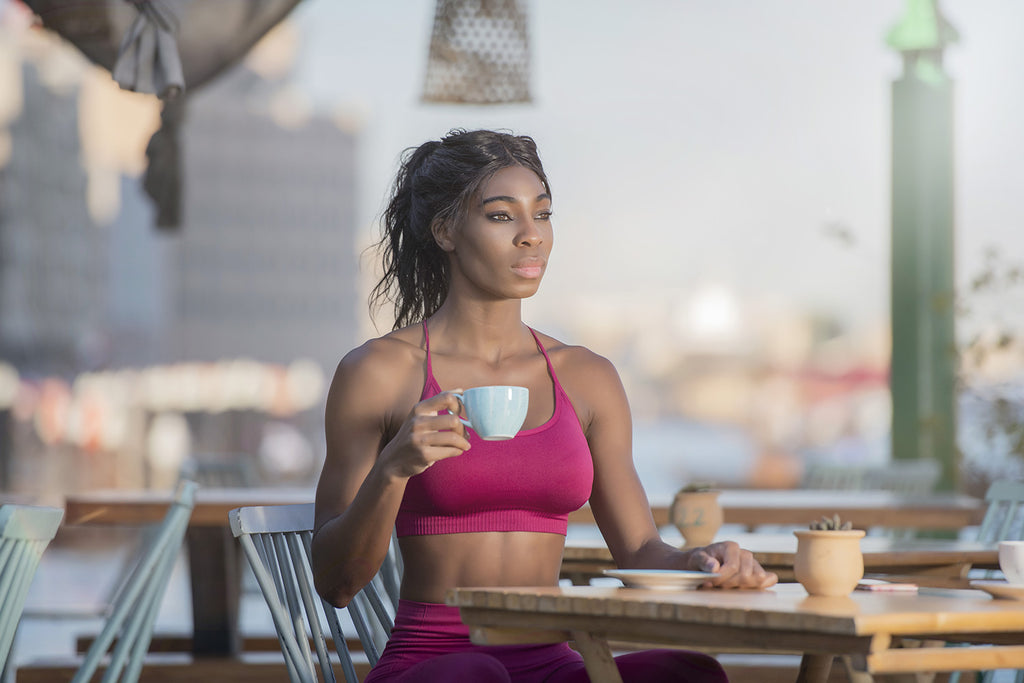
xmin=283 ymin=0 xmax=1024 ymax=339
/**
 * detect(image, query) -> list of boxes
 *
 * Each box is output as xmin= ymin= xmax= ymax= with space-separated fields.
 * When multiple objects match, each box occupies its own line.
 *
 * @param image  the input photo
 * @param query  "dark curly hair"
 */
xmin=370 ymin=129 xmax=550 ymax=330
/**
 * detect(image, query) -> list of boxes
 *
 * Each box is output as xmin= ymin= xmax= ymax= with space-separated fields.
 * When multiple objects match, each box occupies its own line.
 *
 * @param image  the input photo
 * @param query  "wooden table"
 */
xmin=568 ymin=489 xmax=986 ymax=532
xmin=561 ymin=532 xmax=999 ymax=586
xmin=63 ymin=486 xmax=314 ymax=657
xmin=448 ymin=582 xmax=1024 ymax=683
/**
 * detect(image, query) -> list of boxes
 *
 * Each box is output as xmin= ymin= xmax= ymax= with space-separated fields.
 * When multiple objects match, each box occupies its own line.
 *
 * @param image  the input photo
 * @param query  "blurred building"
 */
xmin=0 ymin=56 xmax=107 ymax=376
xmin=168 ymin=66 xmax=359 ymax=373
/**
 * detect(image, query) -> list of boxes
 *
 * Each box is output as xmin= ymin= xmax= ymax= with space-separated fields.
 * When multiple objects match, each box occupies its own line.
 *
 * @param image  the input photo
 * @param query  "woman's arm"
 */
xmin=569 ymin=349 xmax=777 ymax=590
xmin=310 ymin=338 xmax=469 ymax=607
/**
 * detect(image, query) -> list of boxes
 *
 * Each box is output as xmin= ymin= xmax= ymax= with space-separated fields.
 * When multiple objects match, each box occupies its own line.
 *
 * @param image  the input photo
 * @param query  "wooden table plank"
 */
xmin=449 ymin=584 xmax=1024 ymax=683
xmin=63 ymin=487 xmax=314 ymax=527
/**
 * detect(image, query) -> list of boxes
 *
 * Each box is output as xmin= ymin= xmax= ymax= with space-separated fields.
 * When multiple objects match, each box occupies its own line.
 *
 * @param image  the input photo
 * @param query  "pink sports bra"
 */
xmin=394 ymin=323 xmax=594 ymax=537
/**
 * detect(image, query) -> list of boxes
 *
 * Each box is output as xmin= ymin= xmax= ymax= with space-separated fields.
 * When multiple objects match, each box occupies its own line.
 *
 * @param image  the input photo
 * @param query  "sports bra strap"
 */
xmin=422 ymin=320 xmax=433 ymax=384
xmin=528 ymin=327 xmax=566 ymax=397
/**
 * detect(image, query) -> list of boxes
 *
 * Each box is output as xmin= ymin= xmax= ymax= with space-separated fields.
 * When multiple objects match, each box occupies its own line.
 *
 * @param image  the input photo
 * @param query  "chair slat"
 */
xmin=270 ymin=532 xmax=317 ymax=678
xmin=286 ymin=532 xmax=337 ymax=683
xmin=236 ymin=533 xmax=312 ymax=683
xmin=70 ymin=479 xmax=197 ymax=683
xmin=976 ymin=481 xmax=1024 ymax=546
xmin=0 ymin=504 xmax=64 ymax=673
xmin=230 ymin=503 xmax=400 ymax=682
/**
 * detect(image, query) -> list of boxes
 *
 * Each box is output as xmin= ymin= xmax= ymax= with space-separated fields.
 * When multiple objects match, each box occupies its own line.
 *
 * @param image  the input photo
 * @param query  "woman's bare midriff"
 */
xmin=397 ymin=531 xmax=567 ymax=604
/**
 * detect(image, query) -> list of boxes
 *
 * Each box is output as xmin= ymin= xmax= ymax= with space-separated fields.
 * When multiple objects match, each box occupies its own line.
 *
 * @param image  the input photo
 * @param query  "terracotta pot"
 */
xmin=793 ymin=529 xmax=866 ymax=597
xmin=669 ymin=489 xmax=723 ymax=548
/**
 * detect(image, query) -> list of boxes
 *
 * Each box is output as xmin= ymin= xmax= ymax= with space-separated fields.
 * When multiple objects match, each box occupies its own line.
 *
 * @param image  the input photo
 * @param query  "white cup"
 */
xmin=999 ymin=541 xmax=1024 ymax=584
xmin=452 ymin=386 xmax=529 ymax=441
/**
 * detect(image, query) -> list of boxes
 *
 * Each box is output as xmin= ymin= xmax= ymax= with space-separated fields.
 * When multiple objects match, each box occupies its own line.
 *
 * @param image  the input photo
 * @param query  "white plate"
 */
xmin=970 ymin=580 xmax=1024 ymax=601
xmin=602 ymin=569 xmax=717 ymax=591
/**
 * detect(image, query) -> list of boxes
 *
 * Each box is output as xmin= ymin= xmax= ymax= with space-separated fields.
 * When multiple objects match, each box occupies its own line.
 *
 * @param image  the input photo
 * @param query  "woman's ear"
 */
xmin=432 ymin=217 xmax=455 ymax=252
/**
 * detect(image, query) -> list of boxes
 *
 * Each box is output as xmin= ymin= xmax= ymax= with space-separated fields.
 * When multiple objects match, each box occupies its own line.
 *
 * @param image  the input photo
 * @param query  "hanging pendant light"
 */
xmin=422 ymin=0 xmax=532 ymax=105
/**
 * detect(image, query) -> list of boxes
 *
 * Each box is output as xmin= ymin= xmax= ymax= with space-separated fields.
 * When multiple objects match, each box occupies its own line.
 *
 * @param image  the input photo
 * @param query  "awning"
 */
xmin=22 ymin=0 xmax=303 ymax=229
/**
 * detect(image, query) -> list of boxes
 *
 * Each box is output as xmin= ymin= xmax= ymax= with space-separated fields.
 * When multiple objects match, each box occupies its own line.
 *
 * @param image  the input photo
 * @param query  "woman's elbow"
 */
xmin=313 ymin=558 xmax=380 ymax=608
xmin=314 ymin=573 xmax=357 ymax=609
xmin=310 ymin=538 xmax=381 ymax=607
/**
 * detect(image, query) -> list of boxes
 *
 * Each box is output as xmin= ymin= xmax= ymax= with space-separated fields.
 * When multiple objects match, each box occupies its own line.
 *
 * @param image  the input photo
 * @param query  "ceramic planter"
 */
xmin=669 ymin=489 xmax=723 ymax=548
xmin=793 ymin=528 xmax=866 ymax=597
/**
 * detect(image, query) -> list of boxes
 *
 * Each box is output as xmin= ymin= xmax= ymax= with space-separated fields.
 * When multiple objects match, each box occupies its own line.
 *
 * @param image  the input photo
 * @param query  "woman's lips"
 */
xmin=512 ymin=263 xmax=544 ymax=279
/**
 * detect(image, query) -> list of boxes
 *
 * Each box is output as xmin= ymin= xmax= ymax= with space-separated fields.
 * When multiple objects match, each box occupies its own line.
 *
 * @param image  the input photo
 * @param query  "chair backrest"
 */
xmin=861 ymin=458 xmax=942 ymax=493
xmin=976 ymin=479 xmax=1024 ymax=545
xmin=72 ymin=479 xmax=198 ymax=683
xmin=179 ymin=453 xmax=260 ymax=488
xmin=0 ymin=504 xmax=64 ymax=673
xmin=229 ymin=503 xmax=398 ymax=683
xmin=803 ymin=459 xmax=942 ymax=494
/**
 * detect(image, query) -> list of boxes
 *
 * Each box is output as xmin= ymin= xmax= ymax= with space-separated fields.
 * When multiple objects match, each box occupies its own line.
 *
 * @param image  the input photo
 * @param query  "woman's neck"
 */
xmin=426 ymin=302 xmax=532 ymax=364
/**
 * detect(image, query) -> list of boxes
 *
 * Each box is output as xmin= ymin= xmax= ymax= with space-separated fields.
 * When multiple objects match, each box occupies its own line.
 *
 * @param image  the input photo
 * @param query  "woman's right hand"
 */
xmin=379 ymin=390 xmax=471 ymax=479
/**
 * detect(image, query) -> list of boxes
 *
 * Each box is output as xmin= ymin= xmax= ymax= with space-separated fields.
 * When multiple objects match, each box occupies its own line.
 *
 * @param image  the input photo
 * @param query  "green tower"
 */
xmin=886 ymin=0 xmax=959 ymax=490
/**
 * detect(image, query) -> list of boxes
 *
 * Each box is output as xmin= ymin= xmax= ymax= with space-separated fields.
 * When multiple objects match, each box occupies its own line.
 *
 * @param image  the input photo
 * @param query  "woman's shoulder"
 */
xmin=531 ymin=329 xmax=619 ymax=379
xmin=331 ymin=325 xmax=425 ymax=394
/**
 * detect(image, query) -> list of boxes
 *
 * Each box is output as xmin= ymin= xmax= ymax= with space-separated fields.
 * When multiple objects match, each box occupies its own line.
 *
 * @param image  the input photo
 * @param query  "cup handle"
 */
xmin=450 ymin=392 xmax=473 ymax=431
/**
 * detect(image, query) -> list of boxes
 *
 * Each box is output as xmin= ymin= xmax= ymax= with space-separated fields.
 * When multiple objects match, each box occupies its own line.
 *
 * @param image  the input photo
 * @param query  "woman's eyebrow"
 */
xmin=481 ymin=193 xmax=551 ymax=206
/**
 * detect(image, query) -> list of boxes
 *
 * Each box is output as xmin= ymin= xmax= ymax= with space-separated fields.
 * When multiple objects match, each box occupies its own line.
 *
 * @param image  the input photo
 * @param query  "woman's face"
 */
xmin=442 ymin=165 xmax=553 ymax=301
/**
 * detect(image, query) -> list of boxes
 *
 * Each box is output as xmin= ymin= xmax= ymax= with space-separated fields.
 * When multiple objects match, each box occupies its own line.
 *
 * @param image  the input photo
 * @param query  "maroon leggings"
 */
xmin=362 ymin=600 xmax=728 ymax=683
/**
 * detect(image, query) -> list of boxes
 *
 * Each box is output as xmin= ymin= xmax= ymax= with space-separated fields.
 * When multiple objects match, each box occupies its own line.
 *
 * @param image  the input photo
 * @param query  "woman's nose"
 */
xmin=516 ymin=220 xmax=544 ymax=247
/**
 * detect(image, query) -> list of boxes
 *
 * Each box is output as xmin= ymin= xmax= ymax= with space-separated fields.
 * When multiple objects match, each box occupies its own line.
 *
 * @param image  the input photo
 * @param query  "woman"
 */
xmin=312 ymin=129 xmax=777 ymax=682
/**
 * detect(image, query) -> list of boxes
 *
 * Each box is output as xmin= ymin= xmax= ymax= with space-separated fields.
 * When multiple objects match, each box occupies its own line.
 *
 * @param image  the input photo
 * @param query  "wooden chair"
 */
xmin=0 ymin=504 xmax=64 ymax=674
xmin=62 ymin=479 xmax=197 ymax=683
xmin=229 ymin=503 xmax=398 ymax=683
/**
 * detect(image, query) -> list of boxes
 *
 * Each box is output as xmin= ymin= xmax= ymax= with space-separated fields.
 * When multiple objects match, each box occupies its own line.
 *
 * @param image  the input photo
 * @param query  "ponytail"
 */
xmin=371 ymin=141 xmax=449 ymax=329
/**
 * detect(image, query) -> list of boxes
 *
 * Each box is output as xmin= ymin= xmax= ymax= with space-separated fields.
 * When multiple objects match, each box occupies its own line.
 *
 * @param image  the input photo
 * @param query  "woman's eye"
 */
xmin=536 ymin=211 xmax=552 ymax=221
xmin=487 ymin=213 xmax=512 ymax=222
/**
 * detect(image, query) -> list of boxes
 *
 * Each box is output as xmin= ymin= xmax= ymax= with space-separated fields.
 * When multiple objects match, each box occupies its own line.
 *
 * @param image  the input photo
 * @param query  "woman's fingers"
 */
xmin=698 ymin=542 xmax=777 ymax=590
xmin=396 ymin=391 xmax=472 ymax=474
xmin=411 ymin=419 xmax=470 ymax=450
xmin=413 ymin=389 xmax=464 ymax=417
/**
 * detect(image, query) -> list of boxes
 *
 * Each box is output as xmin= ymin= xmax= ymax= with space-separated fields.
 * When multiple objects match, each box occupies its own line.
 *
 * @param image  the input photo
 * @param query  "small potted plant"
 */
xmin=793 ymin=514 xmax=865 ymax=597
xmin=669 ymin=482 xmax=723 ymax=548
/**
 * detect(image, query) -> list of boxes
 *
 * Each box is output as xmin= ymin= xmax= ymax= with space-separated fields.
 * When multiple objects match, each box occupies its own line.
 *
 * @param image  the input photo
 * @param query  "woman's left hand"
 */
xmin=686 ymin=541 xmax=779 ymax=589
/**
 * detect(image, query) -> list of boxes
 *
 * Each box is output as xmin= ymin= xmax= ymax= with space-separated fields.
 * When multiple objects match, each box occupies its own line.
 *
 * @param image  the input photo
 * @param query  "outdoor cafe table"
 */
xmin=63 ymin=486 xmax=314 ymax=657
xmin=447 ymin=582 xmax=1024 ymax=683
xmin=567 ymin=488 xmax=986 ymax=532
xmin=561 ymin=532 xmax=999 ymax=586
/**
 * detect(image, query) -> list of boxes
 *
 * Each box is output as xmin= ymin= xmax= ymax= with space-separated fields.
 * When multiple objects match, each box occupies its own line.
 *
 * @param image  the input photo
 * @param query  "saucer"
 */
xmin=970 ymin=580 xmax=1024 ymax=601
xmin=602 ymin=569 xmax=717 ymax=591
